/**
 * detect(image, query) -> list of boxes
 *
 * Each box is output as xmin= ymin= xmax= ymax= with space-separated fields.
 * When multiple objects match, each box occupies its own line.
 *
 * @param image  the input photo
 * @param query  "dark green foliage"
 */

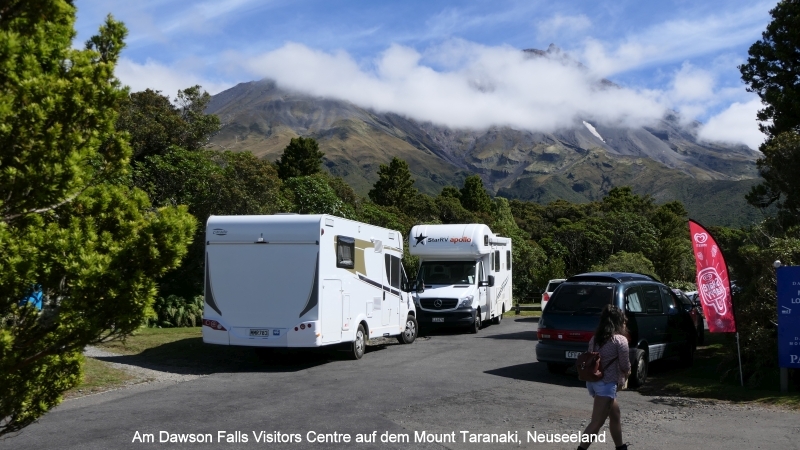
xmin=117 ymin=86 xmax=220 ymax=161
xmin=591 ymin=251 xmax=657 ymax=279
xmin=746 ymin=132 xmax=800 ymax=224
xmin=276 ymin=137 xmax=325 ymax=180
xmin=283 ymin=175 xmax=355 ymax=218
xmin=739 ymin=0 xmax=800 ymax=139
xmin=368 ymin=157 xmax=417 ymax=213
xmin=134 ymin=148 xmax=287 ymax=298
xmin=0 ymin=3 xmax=196 ymax=435
xmin=148 ymin=295 xmax=203 ymax=328
xmin=460 ymin=175 xmax=493 ymax=214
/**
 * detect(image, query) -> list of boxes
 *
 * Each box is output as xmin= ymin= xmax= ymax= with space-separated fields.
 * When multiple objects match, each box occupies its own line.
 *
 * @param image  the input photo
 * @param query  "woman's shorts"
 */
xmin=586 ymin=381 xmax=617 ymax=399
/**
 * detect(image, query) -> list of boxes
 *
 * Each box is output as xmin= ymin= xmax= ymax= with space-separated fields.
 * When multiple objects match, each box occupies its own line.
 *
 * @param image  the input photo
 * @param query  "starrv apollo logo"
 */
xmin=212 ymin=228 xmax=228 ymax=236
xmin=449 ymin=236 xmax=472 ymax=244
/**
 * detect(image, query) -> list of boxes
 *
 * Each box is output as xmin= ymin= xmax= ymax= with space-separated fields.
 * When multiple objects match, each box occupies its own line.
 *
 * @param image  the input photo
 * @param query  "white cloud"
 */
xmin=537 ymin=14 xmax=592 ymax=39
xmin=698 ymin=97 xmax=766 ymax=150
xmin=241 ymin=41 xmax=666 ymax=132
xmin=578 ymin=3 xmax=770 ymax=76
xmin=115 ymin=58 xmax=232 ymax=97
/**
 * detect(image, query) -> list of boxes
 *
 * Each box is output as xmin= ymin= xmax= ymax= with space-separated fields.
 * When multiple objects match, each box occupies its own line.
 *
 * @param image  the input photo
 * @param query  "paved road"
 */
xmin=2 ymin=316 xmax=797 ymax=449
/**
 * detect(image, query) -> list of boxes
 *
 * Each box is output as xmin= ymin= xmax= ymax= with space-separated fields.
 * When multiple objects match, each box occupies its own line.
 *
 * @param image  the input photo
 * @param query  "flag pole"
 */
xmin=736 ymin=332 xmax=743 ymax=387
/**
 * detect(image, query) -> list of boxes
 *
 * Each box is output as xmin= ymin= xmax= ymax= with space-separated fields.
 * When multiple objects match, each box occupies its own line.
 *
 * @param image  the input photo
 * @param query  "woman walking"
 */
xmin=578 ymin=305 xmax=631 ymax=450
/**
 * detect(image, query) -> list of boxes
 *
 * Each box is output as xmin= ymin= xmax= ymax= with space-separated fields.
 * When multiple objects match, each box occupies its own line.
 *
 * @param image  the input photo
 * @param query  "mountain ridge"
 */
xmin=206 ymin=78 xmax=763 ymax=227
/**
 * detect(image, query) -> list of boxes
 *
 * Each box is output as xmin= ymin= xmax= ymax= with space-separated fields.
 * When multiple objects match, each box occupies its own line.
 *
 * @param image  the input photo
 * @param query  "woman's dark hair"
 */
xmin=594 ymin=304 xmax=627 ymax=346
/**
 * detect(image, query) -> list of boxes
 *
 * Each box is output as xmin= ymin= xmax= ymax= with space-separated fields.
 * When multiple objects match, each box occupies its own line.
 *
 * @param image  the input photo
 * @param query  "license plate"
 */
xmin=249 ymin=329 xmax=270 ymax=337
xmin=565 ymin=351 xmax=581 ymax=359
xmin=432 ymin=317 xmax=444 ymax=322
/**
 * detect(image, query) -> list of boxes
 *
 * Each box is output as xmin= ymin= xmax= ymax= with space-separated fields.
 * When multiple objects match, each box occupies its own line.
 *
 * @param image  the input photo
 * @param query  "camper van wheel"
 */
xmin=350 ymin=324 xmax=366 ymax=360
xmin=469 ymin=313 xmax=481 ymax=334
xmin=492 ymin=311 xmax=502 ymax=325
xmin=397 ymin=315 xmax=418 ymax=344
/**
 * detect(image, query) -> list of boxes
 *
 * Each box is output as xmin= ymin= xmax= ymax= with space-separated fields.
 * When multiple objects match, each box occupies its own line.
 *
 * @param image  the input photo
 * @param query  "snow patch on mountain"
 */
xmin=583 ymin=121 xmax=605 ymax=143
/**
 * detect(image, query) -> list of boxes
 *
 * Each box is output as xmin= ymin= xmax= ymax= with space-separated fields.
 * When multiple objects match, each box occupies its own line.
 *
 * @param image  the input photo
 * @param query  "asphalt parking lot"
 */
xmin=2 ymin=316 xmax=797 ymax=449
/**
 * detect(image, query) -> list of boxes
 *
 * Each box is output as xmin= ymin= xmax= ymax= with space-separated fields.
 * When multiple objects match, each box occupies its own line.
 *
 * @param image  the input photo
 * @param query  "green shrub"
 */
xmin=148 ymin=295 xmax=203 ymax=328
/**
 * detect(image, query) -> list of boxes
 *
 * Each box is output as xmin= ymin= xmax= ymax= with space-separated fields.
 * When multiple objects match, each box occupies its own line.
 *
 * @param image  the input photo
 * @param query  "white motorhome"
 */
xmin=408 ymin=224 xmax=512 ymax=333
xmin=202 ymin=214 xmax=418 ymax=359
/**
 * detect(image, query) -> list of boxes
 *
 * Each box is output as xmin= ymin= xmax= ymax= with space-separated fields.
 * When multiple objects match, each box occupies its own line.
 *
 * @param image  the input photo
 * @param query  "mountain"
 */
xmin=206 ymin=78 xmax=763 ymax=227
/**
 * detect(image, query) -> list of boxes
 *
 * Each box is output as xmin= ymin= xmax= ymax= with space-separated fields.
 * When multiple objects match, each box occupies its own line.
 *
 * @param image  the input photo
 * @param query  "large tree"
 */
xmin=116 ymin=86 xmax=220 ymax=161
xmin=740 ymin=1 xmax=800 ymax=217
xmin=459 ymin=175 xmax=493 ymax=214
xmin=368 ymin=157 xmax=417 ymax=212
xmin=0 ymin=2 xmax=195 ymax=435
xmin=275 ymin=136 xmax=324 ymax=180
xmin=739 ymin=0 xmax=800 ymax=139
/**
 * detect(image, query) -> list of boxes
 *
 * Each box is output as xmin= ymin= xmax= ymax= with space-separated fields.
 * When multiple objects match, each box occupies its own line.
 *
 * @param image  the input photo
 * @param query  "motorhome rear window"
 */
xmin=546 ymin=284 xmax=614 ymax=313
xmin=336 ymin=236 xmax=355 ymax=269
xmin=418 ymin=261 xmax=476 ymax=285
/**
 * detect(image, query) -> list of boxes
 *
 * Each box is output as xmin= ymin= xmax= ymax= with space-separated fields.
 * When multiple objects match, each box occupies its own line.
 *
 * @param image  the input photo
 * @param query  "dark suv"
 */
xmin=535 ymin=272 xmax=697 ymax=387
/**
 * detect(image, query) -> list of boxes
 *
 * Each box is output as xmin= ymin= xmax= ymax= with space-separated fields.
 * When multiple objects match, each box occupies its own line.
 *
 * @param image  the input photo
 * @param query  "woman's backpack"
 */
xmin=576 ymin=341 xmax=618 ymax=382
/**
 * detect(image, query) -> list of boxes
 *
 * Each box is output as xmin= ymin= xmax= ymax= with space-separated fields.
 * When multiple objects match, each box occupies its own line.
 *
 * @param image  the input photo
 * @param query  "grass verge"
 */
xmin=639 ymin=333 xmax=800 ymax=409
xmin=66 ymin=356 xmax=136 ymax=398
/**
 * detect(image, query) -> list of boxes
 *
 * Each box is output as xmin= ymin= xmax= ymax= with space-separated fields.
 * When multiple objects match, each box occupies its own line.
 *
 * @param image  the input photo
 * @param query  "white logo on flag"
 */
xmin=694 ymin=233 xmax=708 ymax=244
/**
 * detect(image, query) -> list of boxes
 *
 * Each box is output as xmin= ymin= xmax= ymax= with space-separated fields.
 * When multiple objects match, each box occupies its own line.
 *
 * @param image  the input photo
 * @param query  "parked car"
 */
xmin=672 ymin=289 xmax=705 ymax=345
xmin=535 ymin=272 xmax=697 ymax=387
xmin=541 ymin=278 xmax=565 ymax=311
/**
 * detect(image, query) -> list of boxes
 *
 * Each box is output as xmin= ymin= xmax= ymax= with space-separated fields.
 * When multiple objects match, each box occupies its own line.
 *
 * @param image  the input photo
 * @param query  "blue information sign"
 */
xmin=777 ymin=266 xmax=800 ymax=368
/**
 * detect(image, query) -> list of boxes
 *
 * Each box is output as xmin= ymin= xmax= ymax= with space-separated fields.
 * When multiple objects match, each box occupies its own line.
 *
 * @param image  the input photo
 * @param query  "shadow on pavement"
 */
xmin=484 ymin=361 xmax=584 ymax=388
xmin=93 ymin=337 xmax=366 ymax=375
xmin=511 ymin=316 xmax=540 ymax=323
xmin=480 ymin=330 xmax=538 ymax=341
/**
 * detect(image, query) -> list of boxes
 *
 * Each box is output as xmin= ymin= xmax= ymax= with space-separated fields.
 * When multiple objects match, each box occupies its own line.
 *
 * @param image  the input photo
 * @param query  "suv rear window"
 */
xmin=546 ymin=283 xmax=614 ymax=313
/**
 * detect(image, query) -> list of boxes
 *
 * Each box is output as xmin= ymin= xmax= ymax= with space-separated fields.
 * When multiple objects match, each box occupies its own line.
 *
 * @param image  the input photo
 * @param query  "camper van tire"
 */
xmin=350 ymin=324 xmax=366 ymax=360
xmin=493 ymin=310 xmax=503 ymax=325
xmin=397 ymin=315 xmax=418 ymax=344
xmin=469 ymin=311 xmax=481 ymax=334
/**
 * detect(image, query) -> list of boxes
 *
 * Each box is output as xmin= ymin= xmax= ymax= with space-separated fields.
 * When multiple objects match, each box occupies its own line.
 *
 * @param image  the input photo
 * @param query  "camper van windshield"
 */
xmin=418 ymin=261 xmax=477 ymax=285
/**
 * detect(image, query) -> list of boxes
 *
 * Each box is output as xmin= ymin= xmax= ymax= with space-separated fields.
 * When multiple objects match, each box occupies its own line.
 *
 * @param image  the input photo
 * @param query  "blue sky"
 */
xmin=74 ymin=0 xmax=776 ymax=149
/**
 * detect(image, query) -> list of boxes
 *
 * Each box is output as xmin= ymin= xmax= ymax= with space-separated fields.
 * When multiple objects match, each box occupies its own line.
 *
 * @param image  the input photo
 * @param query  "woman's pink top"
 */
xmin=587 ymin=334 xmax=631 ymax=385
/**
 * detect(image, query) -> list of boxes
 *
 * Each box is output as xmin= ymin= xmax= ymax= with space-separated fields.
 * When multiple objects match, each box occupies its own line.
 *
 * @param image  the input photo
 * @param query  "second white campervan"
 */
xmin=408 ymin=224 xmax=512 ymax=333
xmin=202 ymin=214 xmax=418 ymax=360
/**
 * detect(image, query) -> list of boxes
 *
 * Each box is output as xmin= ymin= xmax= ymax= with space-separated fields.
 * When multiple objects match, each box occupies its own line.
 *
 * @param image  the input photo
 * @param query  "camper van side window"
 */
xmin=506 ymin=250 xmax=511 ymax=269
xmin=384 ymin=254 xmax=402 ymax=290
xmin=336 ymin=236 xmax=355 ymax=269
xmin=494 ymin=250 xmax=500 ymax=272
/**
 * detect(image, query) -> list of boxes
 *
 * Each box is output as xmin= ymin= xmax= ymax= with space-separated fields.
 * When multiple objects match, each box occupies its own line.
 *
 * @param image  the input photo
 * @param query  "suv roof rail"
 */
xmin=565 ymin=272 xmax=656 ymax=283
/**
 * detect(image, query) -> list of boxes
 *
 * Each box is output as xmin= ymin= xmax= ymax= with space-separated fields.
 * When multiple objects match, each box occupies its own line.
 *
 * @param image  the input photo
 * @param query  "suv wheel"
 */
xmin=697 ymin=321 xmax=705 ymax=346
xmin=680 ymin=340 xmax=695 ymax=367
xmin=629 ymin=349 xmax=647 ymax=388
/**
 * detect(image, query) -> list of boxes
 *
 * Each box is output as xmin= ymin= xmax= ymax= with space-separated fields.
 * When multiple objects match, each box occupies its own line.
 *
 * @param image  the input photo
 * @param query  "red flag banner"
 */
xmin=688 ymin=220 xmax=736 ymax=332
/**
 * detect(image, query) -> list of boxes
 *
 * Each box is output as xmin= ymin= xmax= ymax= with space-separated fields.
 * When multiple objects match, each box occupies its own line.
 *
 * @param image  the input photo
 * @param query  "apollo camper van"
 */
xmin=202 ymin=214 xmax=418 ymax=359
xmin=408 ymin=224 xmax=512 ymax=333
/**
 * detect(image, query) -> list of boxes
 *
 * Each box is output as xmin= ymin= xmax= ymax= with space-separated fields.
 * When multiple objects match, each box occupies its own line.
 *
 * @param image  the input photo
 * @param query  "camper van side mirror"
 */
xmin=478 ymin=276 xmax=495 ymax=287
xmin=414 ymin=280 xmax=425 ymax=293
xmin=488 ymin=275 xmax=495 ymax=287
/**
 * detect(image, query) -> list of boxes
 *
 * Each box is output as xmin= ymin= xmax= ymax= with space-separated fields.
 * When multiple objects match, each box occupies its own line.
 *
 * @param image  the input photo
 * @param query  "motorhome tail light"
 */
xmin=202 ymin=319 xmax=226 ymax=331
xmin=294 ymin=327 xmax=298 ymax=331
xmin=300 ymin=324 xmax=306 ymax=330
